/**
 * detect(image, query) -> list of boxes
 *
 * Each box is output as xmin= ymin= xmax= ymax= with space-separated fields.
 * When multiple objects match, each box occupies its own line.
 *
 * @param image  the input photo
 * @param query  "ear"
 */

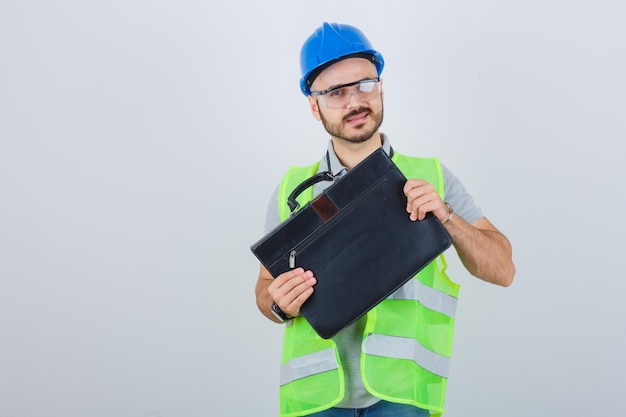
xmin=308 ymin=96 xmax=322 ymax=121
xmin=379 ymin=78 xmax=384 ymax=102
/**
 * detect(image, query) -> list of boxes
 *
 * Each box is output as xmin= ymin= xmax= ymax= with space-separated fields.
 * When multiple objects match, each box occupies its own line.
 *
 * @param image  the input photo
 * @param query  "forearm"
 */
xmin=445 ymin=215 xmax=515 ymax=286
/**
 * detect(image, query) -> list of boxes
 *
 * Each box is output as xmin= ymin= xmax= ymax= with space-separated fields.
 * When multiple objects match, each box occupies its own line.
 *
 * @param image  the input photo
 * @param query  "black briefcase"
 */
xmin=251 ymin=148 xmax=452 ymax=339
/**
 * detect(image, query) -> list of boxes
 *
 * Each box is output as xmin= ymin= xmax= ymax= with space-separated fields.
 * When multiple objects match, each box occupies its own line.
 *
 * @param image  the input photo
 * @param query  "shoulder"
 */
xmin=439 ymin=163 xmax=484 ymax=223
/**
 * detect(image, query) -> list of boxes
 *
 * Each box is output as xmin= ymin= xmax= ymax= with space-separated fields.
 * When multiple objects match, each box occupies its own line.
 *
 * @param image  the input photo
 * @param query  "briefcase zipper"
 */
xmin=289 ymin=250 xmax=296 ymax=269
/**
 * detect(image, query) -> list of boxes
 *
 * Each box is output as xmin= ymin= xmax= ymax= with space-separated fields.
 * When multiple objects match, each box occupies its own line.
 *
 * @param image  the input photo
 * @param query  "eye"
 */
xmin=328 ymin=88 xmax=345 ymax=98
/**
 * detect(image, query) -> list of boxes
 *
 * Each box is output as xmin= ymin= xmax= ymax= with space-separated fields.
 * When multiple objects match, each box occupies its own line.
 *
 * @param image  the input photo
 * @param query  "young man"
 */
xmin=255 ymin=22 xmax=515 ymax=417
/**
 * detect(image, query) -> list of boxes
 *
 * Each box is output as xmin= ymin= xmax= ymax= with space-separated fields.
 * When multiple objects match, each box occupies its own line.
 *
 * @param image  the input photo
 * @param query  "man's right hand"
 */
xmin=268 ymin=267 xmax=317 ymax=318
xmin=255 ymin=264 xmax=317 ymax=322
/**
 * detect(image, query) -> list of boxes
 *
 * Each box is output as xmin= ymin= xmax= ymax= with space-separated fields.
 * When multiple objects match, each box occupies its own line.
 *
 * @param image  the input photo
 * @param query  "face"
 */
xmin=308 ymin=58 xmax=384 ymax=144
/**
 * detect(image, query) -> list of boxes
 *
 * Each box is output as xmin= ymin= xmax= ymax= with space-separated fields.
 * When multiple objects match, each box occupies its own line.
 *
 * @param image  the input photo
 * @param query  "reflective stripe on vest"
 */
xmin=389 ymin=279 xmax=458 ymax=318
xmin=362 ymin=334 xmax=451 ymax=378
xmin=280 ymin=348 xmax=338 ymax=386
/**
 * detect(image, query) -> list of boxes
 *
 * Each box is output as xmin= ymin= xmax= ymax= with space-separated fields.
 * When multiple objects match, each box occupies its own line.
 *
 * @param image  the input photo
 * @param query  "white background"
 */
xmin=1 ymin=1 xmax=625 ymax=416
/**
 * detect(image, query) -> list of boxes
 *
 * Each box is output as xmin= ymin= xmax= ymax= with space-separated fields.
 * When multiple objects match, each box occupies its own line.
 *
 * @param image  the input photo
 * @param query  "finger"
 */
xmin=270 ymin=269 xmax=315 ymax=301
xmin=403 ymin=179 xmax=426 ymax=197
xmin=407 ymin=193 xmax=441 ymax=221
xmin=405 ymin=181 xmax=434 ymax=214
xmin=268 ymin=268 xmax=302 ymax=298
xmin=282 ymin=273 xmax=316 ymax=303
xmin=279 ymin=274 xmax=317 ymax=317
xmin=407 ymin=193 xmax=429 ymax=220
xmin=286 ymin=285 xmax=315 ymax=313
xmin=276 ymin=267 xmax=304 ymax=283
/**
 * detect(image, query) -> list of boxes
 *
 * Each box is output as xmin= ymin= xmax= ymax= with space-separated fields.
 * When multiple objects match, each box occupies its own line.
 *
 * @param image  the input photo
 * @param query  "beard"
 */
xmin=318 ymin=102 xmax=384 ymax=144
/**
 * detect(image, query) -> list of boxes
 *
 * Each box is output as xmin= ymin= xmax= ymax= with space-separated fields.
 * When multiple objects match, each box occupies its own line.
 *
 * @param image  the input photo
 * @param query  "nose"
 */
xmin=345 ymin=91 xmax=362 ymax=108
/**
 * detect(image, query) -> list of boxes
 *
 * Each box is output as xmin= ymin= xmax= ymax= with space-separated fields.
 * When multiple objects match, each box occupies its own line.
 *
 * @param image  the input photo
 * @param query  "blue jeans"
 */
xmin=306 ymin=400 xmax=429 ymax=417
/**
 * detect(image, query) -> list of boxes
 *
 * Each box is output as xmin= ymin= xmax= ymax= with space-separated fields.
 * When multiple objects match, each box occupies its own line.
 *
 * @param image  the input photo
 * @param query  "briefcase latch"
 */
xmin=289 ymin=250 xmax=296 ymax=269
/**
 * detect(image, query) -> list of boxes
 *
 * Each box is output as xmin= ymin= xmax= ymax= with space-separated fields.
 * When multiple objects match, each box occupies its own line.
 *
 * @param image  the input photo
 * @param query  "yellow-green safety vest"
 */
xmin=276 ymin=152 xmax=460 ymax=417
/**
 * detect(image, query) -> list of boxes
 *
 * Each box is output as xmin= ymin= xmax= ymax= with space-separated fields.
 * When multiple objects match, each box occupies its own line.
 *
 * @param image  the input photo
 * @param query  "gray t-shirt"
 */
xmin=263 ymin=135 xmax=483 ymax=408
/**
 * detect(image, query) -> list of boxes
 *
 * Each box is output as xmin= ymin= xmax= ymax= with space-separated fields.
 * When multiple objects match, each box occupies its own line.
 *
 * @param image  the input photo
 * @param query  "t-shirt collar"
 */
xmin=320 ymin=133 xmax=392 ymax=177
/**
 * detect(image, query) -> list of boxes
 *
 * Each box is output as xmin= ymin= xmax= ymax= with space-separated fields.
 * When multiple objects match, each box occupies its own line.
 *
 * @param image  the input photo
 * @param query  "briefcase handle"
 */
xmin=287 ymin=171 xmax=335 ymax=213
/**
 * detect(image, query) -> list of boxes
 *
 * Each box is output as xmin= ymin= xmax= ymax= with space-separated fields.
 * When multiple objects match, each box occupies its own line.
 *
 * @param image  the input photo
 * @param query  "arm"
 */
xmin=255 ymin=264 xmax=317 ymax=322
xmin=404 ymin=179 xmax=515 ymax=287
xmin=442 ymin=215 xmax=515 ymax=286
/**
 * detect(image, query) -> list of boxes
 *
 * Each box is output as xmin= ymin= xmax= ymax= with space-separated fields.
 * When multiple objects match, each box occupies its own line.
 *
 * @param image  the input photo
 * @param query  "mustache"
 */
xmin=343 ymin=107 xmax=370 ymax=122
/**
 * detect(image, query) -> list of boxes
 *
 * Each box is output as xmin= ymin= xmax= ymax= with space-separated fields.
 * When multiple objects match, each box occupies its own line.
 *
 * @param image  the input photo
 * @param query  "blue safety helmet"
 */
xmin=299 ymin=22 xmax=385 ymax=96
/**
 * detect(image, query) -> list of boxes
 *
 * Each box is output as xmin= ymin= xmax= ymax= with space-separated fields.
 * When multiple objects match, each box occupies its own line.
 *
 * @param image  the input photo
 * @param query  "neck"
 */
xmin=331 ymin=132 xmax=383 ymax=170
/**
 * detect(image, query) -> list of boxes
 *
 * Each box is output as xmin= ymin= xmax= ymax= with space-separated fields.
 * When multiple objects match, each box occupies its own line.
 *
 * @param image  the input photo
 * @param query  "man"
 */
xmin=255 ymin=22 xmax=515 ymax=417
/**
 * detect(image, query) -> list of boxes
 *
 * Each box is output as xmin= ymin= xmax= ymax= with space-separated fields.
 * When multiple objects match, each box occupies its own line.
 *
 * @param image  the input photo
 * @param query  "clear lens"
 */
xmin=314 ymin=79 xmax=380 ymax=109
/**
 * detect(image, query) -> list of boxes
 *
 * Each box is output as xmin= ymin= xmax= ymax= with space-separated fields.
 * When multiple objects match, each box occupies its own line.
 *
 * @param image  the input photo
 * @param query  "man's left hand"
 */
xmin=403 ymin=179 xmax=450 ymax=224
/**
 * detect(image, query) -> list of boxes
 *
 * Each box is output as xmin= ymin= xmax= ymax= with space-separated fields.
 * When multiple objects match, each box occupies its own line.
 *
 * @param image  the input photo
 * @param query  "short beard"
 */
xmin=318 ymin=103 xmax=384 ymax=144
